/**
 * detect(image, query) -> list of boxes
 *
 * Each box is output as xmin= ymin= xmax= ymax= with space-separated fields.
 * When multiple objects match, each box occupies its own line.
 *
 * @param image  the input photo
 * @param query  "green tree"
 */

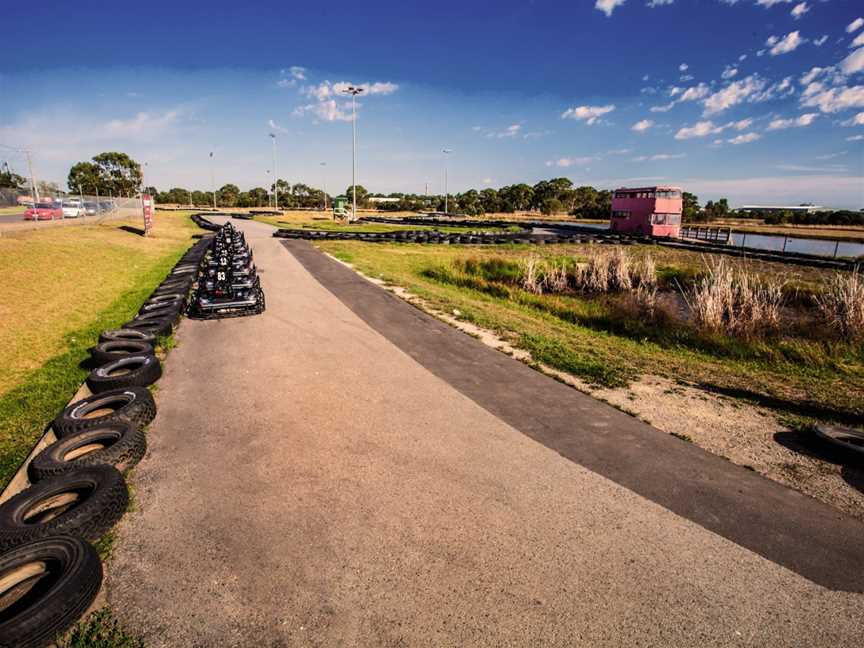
xmin=345 ymin=185 xmax=369 ymax=208
xmin=217 ymin=183 xmax=240 ymax=207
xmin=682 ymin=191 xmax=701 ymax=222
xmin=247 ymin=187 xmax=268 ymax=207
xmin=0 ymin=164 xmax=25 ymax=189
xmin=191 ymin=190 xmax=209 ymax=206
xmin=91 ymin=152 xmax=142 ymax=196
xmin=67 ymin=162 xmax=103 ymax=194
xmin=479 ymin=188 xmax=500 ymax=213
xmin=540 ymin=197 xmax=564 ymax=215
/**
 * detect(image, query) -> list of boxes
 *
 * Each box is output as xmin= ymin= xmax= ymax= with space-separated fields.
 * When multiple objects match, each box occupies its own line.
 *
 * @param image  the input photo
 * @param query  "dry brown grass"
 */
xmin=683 ymin=258 xmax=785 ymax=338
xmin=817 ymin=268 xmax=864 ymax=341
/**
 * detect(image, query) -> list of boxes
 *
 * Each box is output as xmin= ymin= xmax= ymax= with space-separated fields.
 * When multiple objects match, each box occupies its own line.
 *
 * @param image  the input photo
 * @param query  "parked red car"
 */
xmin=24 ymin=202 xmax=63 ymax=221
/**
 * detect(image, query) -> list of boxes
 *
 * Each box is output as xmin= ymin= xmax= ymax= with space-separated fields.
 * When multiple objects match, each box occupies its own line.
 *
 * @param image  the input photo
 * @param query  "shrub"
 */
xmin=816 ymin=268 xmax=864 ymax=341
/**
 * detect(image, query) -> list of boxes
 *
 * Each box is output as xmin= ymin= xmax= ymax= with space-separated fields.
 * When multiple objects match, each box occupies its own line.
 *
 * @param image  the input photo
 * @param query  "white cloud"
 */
xmin=790 ymin=2 xmax=808 ymax=19
xmin=289 ymin=66 xmax=306 ymax=81
xmin=475 ymin=124 xmax=523 ymax=138
xmin=103 ymin=110 xmax=183 ymax=138
xmin=815 ymin=152 xmax=846 ymax=160
xmin=847 ymin=134 xmax=864 ymax=141
xmin=739 ymin=54 xmax=748 ymax=62
xmin=631 ymin=119 xmax=654 ymax=132
xmin=847 ymin=18 xmax=864 ymax=34
xmin=595 ymin=0 xmax=626 ymax=16
xmin=294 ymin=79 xmax=398 ymax=123
xmin=703 ymin=74 xmax=766 ymax=114
xmin=267 ymin=119 xmax=288 ymax=133
xmin=842 ymin=111 xmax=864 ymax=126
xmin=755 ymin=0 xmax=794 ymax=6
xmin=675 ymin=121 xmax=723 ymax=139
xmin=852 ymin=33 xmax=864 ymax=49
xmin=561 ymin=104 xmax=616 ymax=124
xmin=813 ymin=35 xmax=828 ymax=47
xmin=680 ymin=74 xmax=694 ymax=82
xmin=650 ymin=102 xmax=675 ymax=112
xmin=766 ymin=113 xmax=818 ymax=130
xmin=800 ymin=66 xmax=825 ymax=85
xmin=293 ymin=99 xmax=353 ymax=122
xmin=674 ymin=118 xmax=756 ymax=140
xmin=722 ymin=66 xmax=738 ymax=80
xmin=767 ymin=31 xmax=805 ymax=56
xmin=679 ymin=83 xmax=710 ymax=102
xmin=679 ymin=63 xmax=689 ymax=72
xmin=801 ymin=85 xmax=864 ymax=112
xmin=482 ymin=178 xmax=494 ymax=184
xmin=631 ymin=153 xmax=686 ymax=161
xmin=646 ymin=0 xmax=674 ymax=7
xmin=546 ymin=156 xmax=594 ymax=167
xmin=363 ymin=82 xmax=399 ymax=95
xmin=841 ymin=48 xmax=864 ymax=75
xmin=727 ymin=118 xmax=753 ymax=130
xmin=728 ymin=132 xmax=761 ymax=144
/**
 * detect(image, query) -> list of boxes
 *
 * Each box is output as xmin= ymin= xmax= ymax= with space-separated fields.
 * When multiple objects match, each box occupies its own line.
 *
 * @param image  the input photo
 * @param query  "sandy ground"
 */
xmin=345 ymin=263 xmax=864 ymax=522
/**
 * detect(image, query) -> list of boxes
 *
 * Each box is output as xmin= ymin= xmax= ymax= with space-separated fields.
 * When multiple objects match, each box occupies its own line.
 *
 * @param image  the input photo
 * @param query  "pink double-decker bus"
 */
xmin=609 ymin=186 xmax=683 ymax=238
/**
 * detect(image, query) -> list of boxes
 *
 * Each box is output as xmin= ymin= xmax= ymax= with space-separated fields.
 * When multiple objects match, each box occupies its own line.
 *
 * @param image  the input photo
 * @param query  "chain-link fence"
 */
xmin=0 ymin=187 xmax=146 ymax=227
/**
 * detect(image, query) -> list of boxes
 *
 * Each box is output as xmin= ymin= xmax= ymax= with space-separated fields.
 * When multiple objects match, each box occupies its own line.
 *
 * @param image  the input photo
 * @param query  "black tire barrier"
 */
xmin=122 ymin=317 xmax=173 ymax=338
xmin=814 ymin=425 xmax=864 ymax=460
xmin=86 ymin=355 xmax=162 ymax=394
xmin=0 ymin=536 xmax=102 ymax=648
xmin=89 ymin=340 xmax=154 ymax=366
xmin=191 ymin=214 xmax=220 ymax=231
xmin=0 ymin=466 xmax=128 ymax=552
xmin=28 ymin=422 xmax=146 ymax=482
xmin=140 ymin=298 xmax=185 ymax=313
xmin=53 ymin=387 xmax=157 ymax=438
xmin=98 ymin=328 xmax=156 ymax=346
xmin=146 ymin=292 xmax=187 ymax=305
xmin=134 ymin=307 xmax=181 ymax=326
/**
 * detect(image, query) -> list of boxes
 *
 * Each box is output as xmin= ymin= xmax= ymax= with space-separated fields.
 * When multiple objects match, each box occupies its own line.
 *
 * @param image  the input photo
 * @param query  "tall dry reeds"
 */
xmin=518 ymin=249 xmax=658 ymax=296
xmin=683 ymin=258 xmax=785 ymax=337
xmin=816 ymin=268 xmax=864 ymax=341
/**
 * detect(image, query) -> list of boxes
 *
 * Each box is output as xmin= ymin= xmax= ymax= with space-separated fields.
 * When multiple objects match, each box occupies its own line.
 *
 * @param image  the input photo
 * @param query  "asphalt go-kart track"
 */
xmin=36 ymin=215 xmax=850 ymax=647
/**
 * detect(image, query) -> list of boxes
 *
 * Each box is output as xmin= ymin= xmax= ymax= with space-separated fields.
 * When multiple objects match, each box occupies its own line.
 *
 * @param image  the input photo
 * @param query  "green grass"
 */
xmin=58 ymin=608 xmax=144 ymax=648
xmin=0 ymin=213 xmax=197 ymax=489
xmin=315 ymin=240 xmax=864 ymax=420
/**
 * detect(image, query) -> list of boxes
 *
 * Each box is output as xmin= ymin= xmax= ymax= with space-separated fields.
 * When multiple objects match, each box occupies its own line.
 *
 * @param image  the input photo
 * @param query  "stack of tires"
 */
xmin=189 ymin=222 xmax=265 ymax=319
xmin=0 ymin=238 xmax=209 ymax=648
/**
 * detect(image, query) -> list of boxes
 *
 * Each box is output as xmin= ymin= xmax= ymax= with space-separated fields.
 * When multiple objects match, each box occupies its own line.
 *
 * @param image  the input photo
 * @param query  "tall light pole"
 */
xmin=442 ymin=148 xmax=453 ymax=214
xmin=320 ymin=162 xmax=327 ymax=211
xmin=342 ymin=86 xmax=364 ymax=221
xmin=265 ymin=169 xmax=271 ymax=208
xmin=270 ymin=133 xmax=278 ymax=211
xmin=209 ymin=152 xmax=216 ymax=209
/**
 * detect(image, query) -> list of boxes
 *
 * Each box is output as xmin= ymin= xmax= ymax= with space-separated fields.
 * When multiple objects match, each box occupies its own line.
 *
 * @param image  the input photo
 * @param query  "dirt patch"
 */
xmin=330 ymin=254 xmax=864 ymax=521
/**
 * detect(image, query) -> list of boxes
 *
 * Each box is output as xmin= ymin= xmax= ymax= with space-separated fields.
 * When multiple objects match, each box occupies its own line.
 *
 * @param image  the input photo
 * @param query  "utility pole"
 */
xmin=209 ymin=152 xmax=216 ymax=209
xmin=270 ymin=133 xmax=278 ymax=211
xmin=442 ymin=148 xmax=452 ymax=214
xmin=320 ymin=161 xmax=327 ymax=211
xmin=342 ymin=86 xmax=364 ymax=222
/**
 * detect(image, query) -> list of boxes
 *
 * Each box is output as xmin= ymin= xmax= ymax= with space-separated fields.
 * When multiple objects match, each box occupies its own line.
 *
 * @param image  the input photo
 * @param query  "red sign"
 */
xmin=142 ymin=194 xmax=153 ymax=234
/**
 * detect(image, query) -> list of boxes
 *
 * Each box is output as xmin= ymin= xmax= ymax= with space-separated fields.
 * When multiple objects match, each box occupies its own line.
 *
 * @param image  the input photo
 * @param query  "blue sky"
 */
xmin=1 ymin=0 xmax=862 ymax=207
